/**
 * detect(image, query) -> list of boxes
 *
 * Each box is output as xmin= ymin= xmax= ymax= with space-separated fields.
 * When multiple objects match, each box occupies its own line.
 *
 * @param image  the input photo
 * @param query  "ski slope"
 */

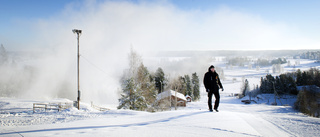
xmin=1 ymin=59 xmax=320 ymax=137
xmin=1 ymin=87 xmax=320 ymax=136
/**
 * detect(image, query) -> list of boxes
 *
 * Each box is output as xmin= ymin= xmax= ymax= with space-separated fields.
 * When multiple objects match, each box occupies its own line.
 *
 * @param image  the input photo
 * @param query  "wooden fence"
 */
xmin=91 ymin=102 xmax=110 ymax=111
xmin=33 ymin=102 xmax=73 ymax=112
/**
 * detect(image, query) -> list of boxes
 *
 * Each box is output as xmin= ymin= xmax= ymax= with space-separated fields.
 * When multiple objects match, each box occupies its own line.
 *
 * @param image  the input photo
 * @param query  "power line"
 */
xmin=80 ymin=55 xmax=113 ymax=78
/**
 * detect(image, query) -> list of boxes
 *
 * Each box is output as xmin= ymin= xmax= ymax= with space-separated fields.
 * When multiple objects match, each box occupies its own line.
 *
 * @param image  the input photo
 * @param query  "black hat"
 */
xmin=208 ymin=65 xmax=215 ymax=72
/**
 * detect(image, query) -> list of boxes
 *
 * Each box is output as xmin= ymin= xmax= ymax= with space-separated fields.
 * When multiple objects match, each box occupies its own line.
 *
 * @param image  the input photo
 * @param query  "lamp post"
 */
xmin=73 ymin=29 xmax=82 ymax=110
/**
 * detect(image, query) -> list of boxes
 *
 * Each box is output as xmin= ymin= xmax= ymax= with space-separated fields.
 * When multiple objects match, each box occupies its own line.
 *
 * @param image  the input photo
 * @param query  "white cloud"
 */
xmin=28 ymin=1 xmax=319 ymax=51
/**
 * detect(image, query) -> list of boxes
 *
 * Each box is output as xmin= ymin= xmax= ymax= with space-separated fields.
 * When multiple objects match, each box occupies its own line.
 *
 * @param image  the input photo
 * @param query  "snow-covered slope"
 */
xmin=1 ymin=89 xmax=320 ymax=136
xmin=1 ymin=59 xmax=320 ymax=137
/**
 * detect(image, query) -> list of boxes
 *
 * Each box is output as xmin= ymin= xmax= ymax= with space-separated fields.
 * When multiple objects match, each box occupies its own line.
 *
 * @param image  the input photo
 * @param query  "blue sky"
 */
xmin=0 ymin=0 xmax=319 ymax=51
xmin=172 ymin=0 xmax=319 ymax=38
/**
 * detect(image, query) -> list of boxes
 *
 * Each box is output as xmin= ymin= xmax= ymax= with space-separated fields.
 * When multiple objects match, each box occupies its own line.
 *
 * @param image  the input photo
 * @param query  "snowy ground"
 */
xmin=1 ymin=89 xmax=320 ymax=136
xmin=1 ymin=59 xmax=320 ymax=137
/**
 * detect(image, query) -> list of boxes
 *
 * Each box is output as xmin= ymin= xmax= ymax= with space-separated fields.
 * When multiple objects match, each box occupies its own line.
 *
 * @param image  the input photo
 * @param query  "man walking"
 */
xmin=203 ymin=65 xmax=224 ymax=112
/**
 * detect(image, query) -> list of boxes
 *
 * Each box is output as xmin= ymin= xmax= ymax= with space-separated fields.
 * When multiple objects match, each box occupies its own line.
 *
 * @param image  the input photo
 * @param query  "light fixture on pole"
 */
xmin=72 ymin=29 xmax=82 ymax=110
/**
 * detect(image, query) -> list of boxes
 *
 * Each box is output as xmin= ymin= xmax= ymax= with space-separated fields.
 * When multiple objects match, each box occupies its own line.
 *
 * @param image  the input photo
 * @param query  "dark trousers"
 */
xmin=208 ymin=89 xmax=220 ymax=110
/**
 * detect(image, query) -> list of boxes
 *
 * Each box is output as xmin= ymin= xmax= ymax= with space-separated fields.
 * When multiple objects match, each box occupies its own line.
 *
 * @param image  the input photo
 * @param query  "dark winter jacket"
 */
xmin=203 ymin=66 xmax=223 ymax=92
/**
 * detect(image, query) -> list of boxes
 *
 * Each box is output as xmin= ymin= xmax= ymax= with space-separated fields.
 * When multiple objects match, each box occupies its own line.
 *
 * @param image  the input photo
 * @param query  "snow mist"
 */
xmin=1 ymin=0 xmax=313 ymax=106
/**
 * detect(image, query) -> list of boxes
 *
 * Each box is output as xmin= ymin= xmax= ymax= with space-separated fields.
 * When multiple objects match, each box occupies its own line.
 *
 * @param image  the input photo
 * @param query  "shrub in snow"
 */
xmin=240 ymin=79 xmax=249 ymax=97
xmin=294 ymin=85 xmax=320 ymax=118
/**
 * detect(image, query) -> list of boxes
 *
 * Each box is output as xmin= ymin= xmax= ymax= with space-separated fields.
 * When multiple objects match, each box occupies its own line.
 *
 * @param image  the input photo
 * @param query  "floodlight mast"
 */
xmin=72 ymin=29 xmax=82 ymax=110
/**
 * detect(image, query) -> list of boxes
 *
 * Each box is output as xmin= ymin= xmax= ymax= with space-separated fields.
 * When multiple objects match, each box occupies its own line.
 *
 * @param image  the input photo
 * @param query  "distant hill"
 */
xmin=147 ymin=49 xmax=320 ymax=57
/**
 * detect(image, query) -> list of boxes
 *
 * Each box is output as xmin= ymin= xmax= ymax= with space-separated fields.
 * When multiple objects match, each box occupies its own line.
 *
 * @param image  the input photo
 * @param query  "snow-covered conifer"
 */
xmin=191 ymin=72 xmax=200 ymax=101
xmin=154 ymin=67 xmax=166 ymax=93
xmin=184 ymin=75 xmax=192 ymax=96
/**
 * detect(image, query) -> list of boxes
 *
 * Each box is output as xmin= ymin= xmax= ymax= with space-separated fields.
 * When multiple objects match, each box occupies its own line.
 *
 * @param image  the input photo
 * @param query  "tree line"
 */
xmin=240 ymin=67 xmax=320 ymax=117
xmin=259 ymin=68 xmax=320 ymax=95
xmin=117 ymin=48 xmax=200 ymax=111
xmin=240 ymin=68 xmax=320 ymax=98
xmin=227 ymin=57 xmax=287 ymax=67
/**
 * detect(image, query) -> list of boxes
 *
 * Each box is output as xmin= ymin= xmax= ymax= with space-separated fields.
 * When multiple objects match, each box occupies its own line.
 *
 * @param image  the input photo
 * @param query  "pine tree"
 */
xmin=240 ymin=79 xmax=249 ymax=96
xmin=177 ymin=76 xmax=186 ymax=95
xmin=302 ymin=71 xmax=308 ymax=85
xmin=265 ymin=74 xmax=275 ymax=93
xmin=184 ymin=75 xmax=192 ymax=96
xmin=275 ymin=76 xmax=282 ymax=94
xmin=118 ymin=48 xmax=148 ymax=111
xmin=260 ymin=77 xmax=265 ymax=93
xmin=279 ymin=74 xmax=288 ymax=94
xmin=118 ymin=78 xmax=135 ymax=110
xmin=315 ymin=69 xmax=320 ymax=87
xmin=288 ymin=76 xmax=297 ymax=95
xmin=308 ymin=68 xmax=317 ymax=85
xmin=137 ymin=63 xmax=156 ymax=106
xmin=296 ymin=69 xmax=303 ymax=86
xmin=259 ymin=74 xmax=274 ymax=94
xmin=155 ymin=67 xmax=166 ymax=93
xmin=191 ymin=72 xmax=200 ymax=101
